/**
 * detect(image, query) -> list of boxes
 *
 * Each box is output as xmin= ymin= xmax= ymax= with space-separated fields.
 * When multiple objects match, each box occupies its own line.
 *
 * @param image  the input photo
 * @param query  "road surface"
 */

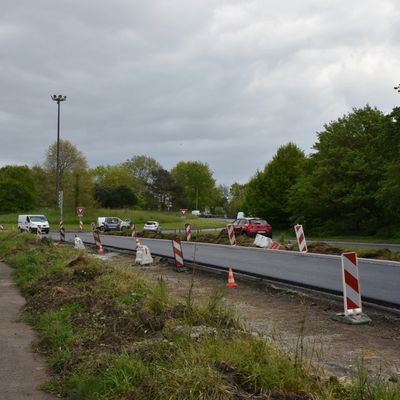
xmin=51 ymin=232 xmax=400 ymax=308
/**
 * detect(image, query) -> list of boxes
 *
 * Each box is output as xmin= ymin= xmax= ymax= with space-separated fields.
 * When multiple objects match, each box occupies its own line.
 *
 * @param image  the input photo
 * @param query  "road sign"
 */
xmin=76 ymin=207 xmax=85 ymax=217
xmin=180 ymin=208 xmax=188 ymax=216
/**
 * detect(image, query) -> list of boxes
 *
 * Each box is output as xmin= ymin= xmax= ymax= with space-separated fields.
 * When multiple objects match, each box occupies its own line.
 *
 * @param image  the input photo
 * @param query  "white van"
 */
xmin=96 ymin=217 xmax=106 ymax=231
xmin=18 ymin=215 xmax=50 ymax=234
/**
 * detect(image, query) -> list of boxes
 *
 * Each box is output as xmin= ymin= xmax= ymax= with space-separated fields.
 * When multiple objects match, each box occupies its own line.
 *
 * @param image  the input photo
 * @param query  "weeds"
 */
xmin=1 ymin=231 xmax=399 ymax=399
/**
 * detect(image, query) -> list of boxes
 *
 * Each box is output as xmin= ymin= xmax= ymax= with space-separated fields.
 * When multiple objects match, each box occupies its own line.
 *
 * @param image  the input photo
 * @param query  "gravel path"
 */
xmin=0 ymin=262 xmax=54 ymax=400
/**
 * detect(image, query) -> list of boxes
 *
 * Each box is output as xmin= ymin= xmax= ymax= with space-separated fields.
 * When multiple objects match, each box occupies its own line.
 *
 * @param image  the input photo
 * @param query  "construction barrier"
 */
xmin=226 ymin=266 xmax=238 ymax=287
xmin=59 ymin=221 xmax=65 ymax=242
xmin=270 ymin=241 xmax=284 ymax=250
xmin=294 ymin=224 xmax=308 ymax=253
xmin=130 ymin=223 xmax=141 ymax=247
xmin=135 ymin=245 xmax=153 ymax=265
xmin=333 ymin=252 xmax=371 ymax=324
xmin=91 ymin=222 xmax=104 ymax=254
xmin=74 ymin=235 xmax=85 ymax=249
xmin=172 ymin=238 xmax=186 ymax=271
xmin=226 ymin=224 xmax=237 ymax=246
xmin=254 ymin=234 xmax=272 ymax=248
xmin=36 ymin=225 xmax=42 ymax=239
xmin=185 ymin=223 xmax=191 ymax=241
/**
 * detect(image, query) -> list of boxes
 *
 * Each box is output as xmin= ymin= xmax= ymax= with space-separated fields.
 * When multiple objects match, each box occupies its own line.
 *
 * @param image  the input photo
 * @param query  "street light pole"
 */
xmin=51 ymin=94 xmax=67 ymax=223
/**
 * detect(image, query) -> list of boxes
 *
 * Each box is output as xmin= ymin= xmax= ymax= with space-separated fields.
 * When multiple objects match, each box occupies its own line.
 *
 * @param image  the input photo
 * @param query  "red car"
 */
xmin=231 ymin=218 xmax=272 ymax=238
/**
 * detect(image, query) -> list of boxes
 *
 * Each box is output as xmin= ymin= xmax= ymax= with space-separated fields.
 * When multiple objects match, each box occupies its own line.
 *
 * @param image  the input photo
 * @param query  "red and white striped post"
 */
xmin=79 ymin=217 xmax=84 ymax=232
xmin=226 ymin=224 xmax=236 ymax=246
xmin=36 ymin=225 xmax=42 ymax=239
xmin=294 ymin=224 xmax=308 ymax=253
xmin=185 ymin=224 xmax=191 ymax=241
xmin=341 ymin=252 xmax=362 ymax=315
xmin=59 ymin=221 xmax=65 ymax=242
xmin=130 ymin=223 xmax=141 ymax=247
xmin=91 ymin=222 xmax=103 ymax=254
xmin=172 ymin=238 xmax=186 ymax=271
xmin=333 ymin=252 xmax=371 ymax=324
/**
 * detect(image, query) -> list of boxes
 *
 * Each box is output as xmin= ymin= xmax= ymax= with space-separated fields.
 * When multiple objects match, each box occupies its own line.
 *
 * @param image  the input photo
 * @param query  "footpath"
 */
xmin=0 ymin=262 xmax=54 ymax=400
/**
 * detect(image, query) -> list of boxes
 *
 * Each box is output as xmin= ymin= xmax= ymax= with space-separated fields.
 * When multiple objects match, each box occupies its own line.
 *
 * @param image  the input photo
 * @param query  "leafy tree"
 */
xmin=227 ymin=183 xmax=247 ymax=217
xmin=123 ymin=155 xmax=163 ymax=207
xmin=171 ymin=161 xmax=217 ymax=210
xmin=94 ymin=185 xmax=137 ymax=208
xmin=93 ymin=165 xmax=140 ymax=190
xmin=289 ymin=106 xmax=388 ymax=234
xmin=0 ymin=165 xmax=36 ymax=212
xmin=42 ymin=140 xmax=93 ymax=209
xmin=123 ymin=155 xmax=162 ymax=184
xmin=147 ymin=168 xmax=186 ymax=210
xmin=45 ymin=139 xmax=88 ymax=185
xmin=245 ymin=143 xmax=306 ymax=227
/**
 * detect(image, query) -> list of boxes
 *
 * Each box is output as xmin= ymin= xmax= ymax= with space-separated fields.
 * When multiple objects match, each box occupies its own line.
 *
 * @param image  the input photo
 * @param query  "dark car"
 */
xmin=231 ymin=218 xmax=272 ymax=238
xmin=200 ymin=211 xmax=214 ymax=218
xmin=103 ymin=217 xmax=122 ymax=232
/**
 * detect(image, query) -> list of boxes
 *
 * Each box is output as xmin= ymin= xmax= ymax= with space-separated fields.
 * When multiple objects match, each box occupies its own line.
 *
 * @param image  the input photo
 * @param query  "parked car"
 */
xmin=18 ymin=214 xmax=50 ymax=234
xmin=191 ymin=210 xmax=201 ymax=216
xmin=230 ymin=217 xmax=272 ymax=238
xmin=103 ymin=217 xmax=122 ymax=232
xmin=119 ymin=219 xmax=132 ymax=230
xmin=200 ymin=211 xmax=214 ymax=218
xmin=143 ymin=221 xmax=161 ymax=232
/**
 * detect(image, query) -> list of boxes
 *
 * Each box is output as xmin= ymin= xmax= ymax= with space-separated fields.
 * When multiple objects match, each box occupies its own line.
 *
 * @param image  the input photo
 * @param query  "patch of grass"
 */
xmin=1 ymin=231 xmax=399 ymax=400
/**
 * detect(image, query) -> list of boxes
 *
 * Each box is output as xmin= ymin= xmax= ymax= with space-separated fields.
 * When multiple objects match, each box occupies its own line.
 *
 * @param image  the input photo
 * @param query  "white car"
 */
xmin=143 ymin=221 xmax=161 ymax=233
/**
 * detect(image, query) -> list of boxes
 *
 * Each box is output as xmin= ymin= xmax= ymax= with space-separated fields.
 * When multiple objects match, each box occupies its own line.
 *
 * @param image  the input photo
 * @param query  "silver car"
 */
xmin=143 ymin=221 xmax=161 ymax=233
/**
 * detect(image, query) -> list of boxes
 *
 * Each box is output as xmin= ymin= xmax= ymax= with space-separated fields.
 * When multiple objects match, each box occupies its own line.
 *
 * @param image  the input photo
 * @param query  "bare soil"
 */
xmin=115 ymin=254 xmax=400 ymax=382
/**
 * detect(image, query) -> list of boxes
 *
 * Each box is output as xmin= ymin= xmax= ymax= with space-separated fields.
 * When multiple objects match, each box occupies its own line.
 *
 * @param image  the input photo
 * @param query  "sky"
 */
xmin=1 ymin=0 xmax=400 ymax=186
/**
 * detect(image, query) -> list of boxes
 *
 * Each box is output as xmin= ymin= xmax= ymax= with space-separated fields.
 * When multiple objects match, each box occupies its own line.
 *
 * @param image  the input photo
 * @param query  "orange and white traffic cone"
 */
xmin=226 ymin=266 xmax=238 ymax=287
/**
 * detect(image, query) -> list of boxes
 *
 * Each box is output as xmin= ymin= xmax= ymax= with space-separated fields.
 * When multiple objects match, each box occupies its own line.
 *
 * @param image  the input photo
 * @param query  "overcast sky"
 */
xmin=1 ymin=0 xmax=399 ymax=186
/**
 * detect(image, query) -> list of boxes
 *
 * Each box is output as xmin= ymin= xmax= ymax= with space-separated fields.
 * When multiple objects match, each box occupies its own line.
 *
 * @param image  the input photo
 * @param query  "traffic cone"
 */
xmin=226 ymin=266 xmax=238 ymax=287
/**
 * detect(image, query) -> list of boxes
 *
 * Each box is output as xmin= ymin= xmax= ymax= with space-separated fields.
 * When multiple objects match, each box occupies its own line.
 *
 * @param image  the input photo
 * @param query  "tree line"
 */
xmin=239 ymin=105 xmax=400 ymax=236
xmin=0 ymin=146 xmax=227 ymax=215
xmin=1 ymin=104 xmax=399 ymax=236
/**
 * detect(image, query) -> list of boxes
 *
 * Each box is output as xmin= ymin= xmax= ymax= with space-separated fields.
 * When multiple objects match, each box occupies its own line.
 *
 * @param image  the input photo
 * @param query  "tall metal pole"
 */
xmin=56 ymin=100 xmax=60 ymax=198
xmin=51 ymin=95 xmax=67 ymax=226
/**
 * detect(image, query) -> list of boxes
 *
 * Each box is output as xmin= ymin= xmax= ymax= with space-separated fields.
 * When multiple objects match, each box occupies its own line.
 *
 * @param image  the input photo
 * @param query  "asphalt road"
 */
xmin=53 ymin=232 xmax=400 ymax=308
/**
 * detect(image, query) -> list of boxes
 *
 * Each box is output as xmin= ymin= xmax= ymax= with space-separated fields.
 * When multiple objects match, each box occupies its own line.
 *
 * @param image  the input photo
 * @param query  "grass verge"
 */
xmin=0 ymin=231 xmax=399 ymax=399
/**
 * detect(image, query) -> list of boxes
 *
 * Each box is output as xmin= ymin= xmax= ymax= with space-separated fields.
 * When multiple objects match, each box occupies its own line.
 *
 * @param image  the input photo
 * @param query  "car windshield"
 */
xmin=30 ymin=216 xmax=47 ymax=222
xmin=249 ymin=219 xmax=267 ymax=225
xmin=146 ymin=221 xmax=156 ymax=225
xmin=106 ymin=218 xmax=119 ymax=223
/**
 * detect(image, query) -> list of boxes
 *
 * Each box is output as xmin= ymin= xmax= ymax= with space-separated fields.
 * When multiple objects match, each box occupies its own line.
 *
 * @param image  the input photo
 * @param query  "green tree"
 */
xmin=171 ymin=161 xmax=217 ymax=210
xmin=43 ymin=140 xmax=93 ymax=209
xmin=93 ymin=165 xmax=140 ymax=190
xmin=245 ymin=143 xmax=306 ymax=227
xmin=94 ymin=184 xmax=137 ymax=208
xmin=123 ymin=155 xmax=163 ymax=207
xmin=289 ymin=105 xmax=389 ymax=234
xmin=0 ymin=165 xmax=36 ymax=212
xmin=227 ymin=183 xmax=247 ymax=217
xmin=147 ymin=168 xmax=186 ymax=210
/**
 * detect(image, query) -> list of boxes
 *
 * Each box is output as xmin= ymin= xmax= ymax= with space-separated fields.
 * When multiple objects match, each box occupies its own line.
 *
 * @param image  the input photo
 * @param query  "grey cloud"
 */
xmin=1 ymin=0 xmax=400 ymax=185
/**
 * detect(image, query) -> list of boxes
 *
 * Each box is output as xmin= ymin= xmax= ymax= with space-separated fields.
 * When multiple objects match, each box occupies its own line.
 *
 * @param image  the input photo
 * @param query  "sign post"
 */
xmin=76 ymin=207 xmax=85 ymax=232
